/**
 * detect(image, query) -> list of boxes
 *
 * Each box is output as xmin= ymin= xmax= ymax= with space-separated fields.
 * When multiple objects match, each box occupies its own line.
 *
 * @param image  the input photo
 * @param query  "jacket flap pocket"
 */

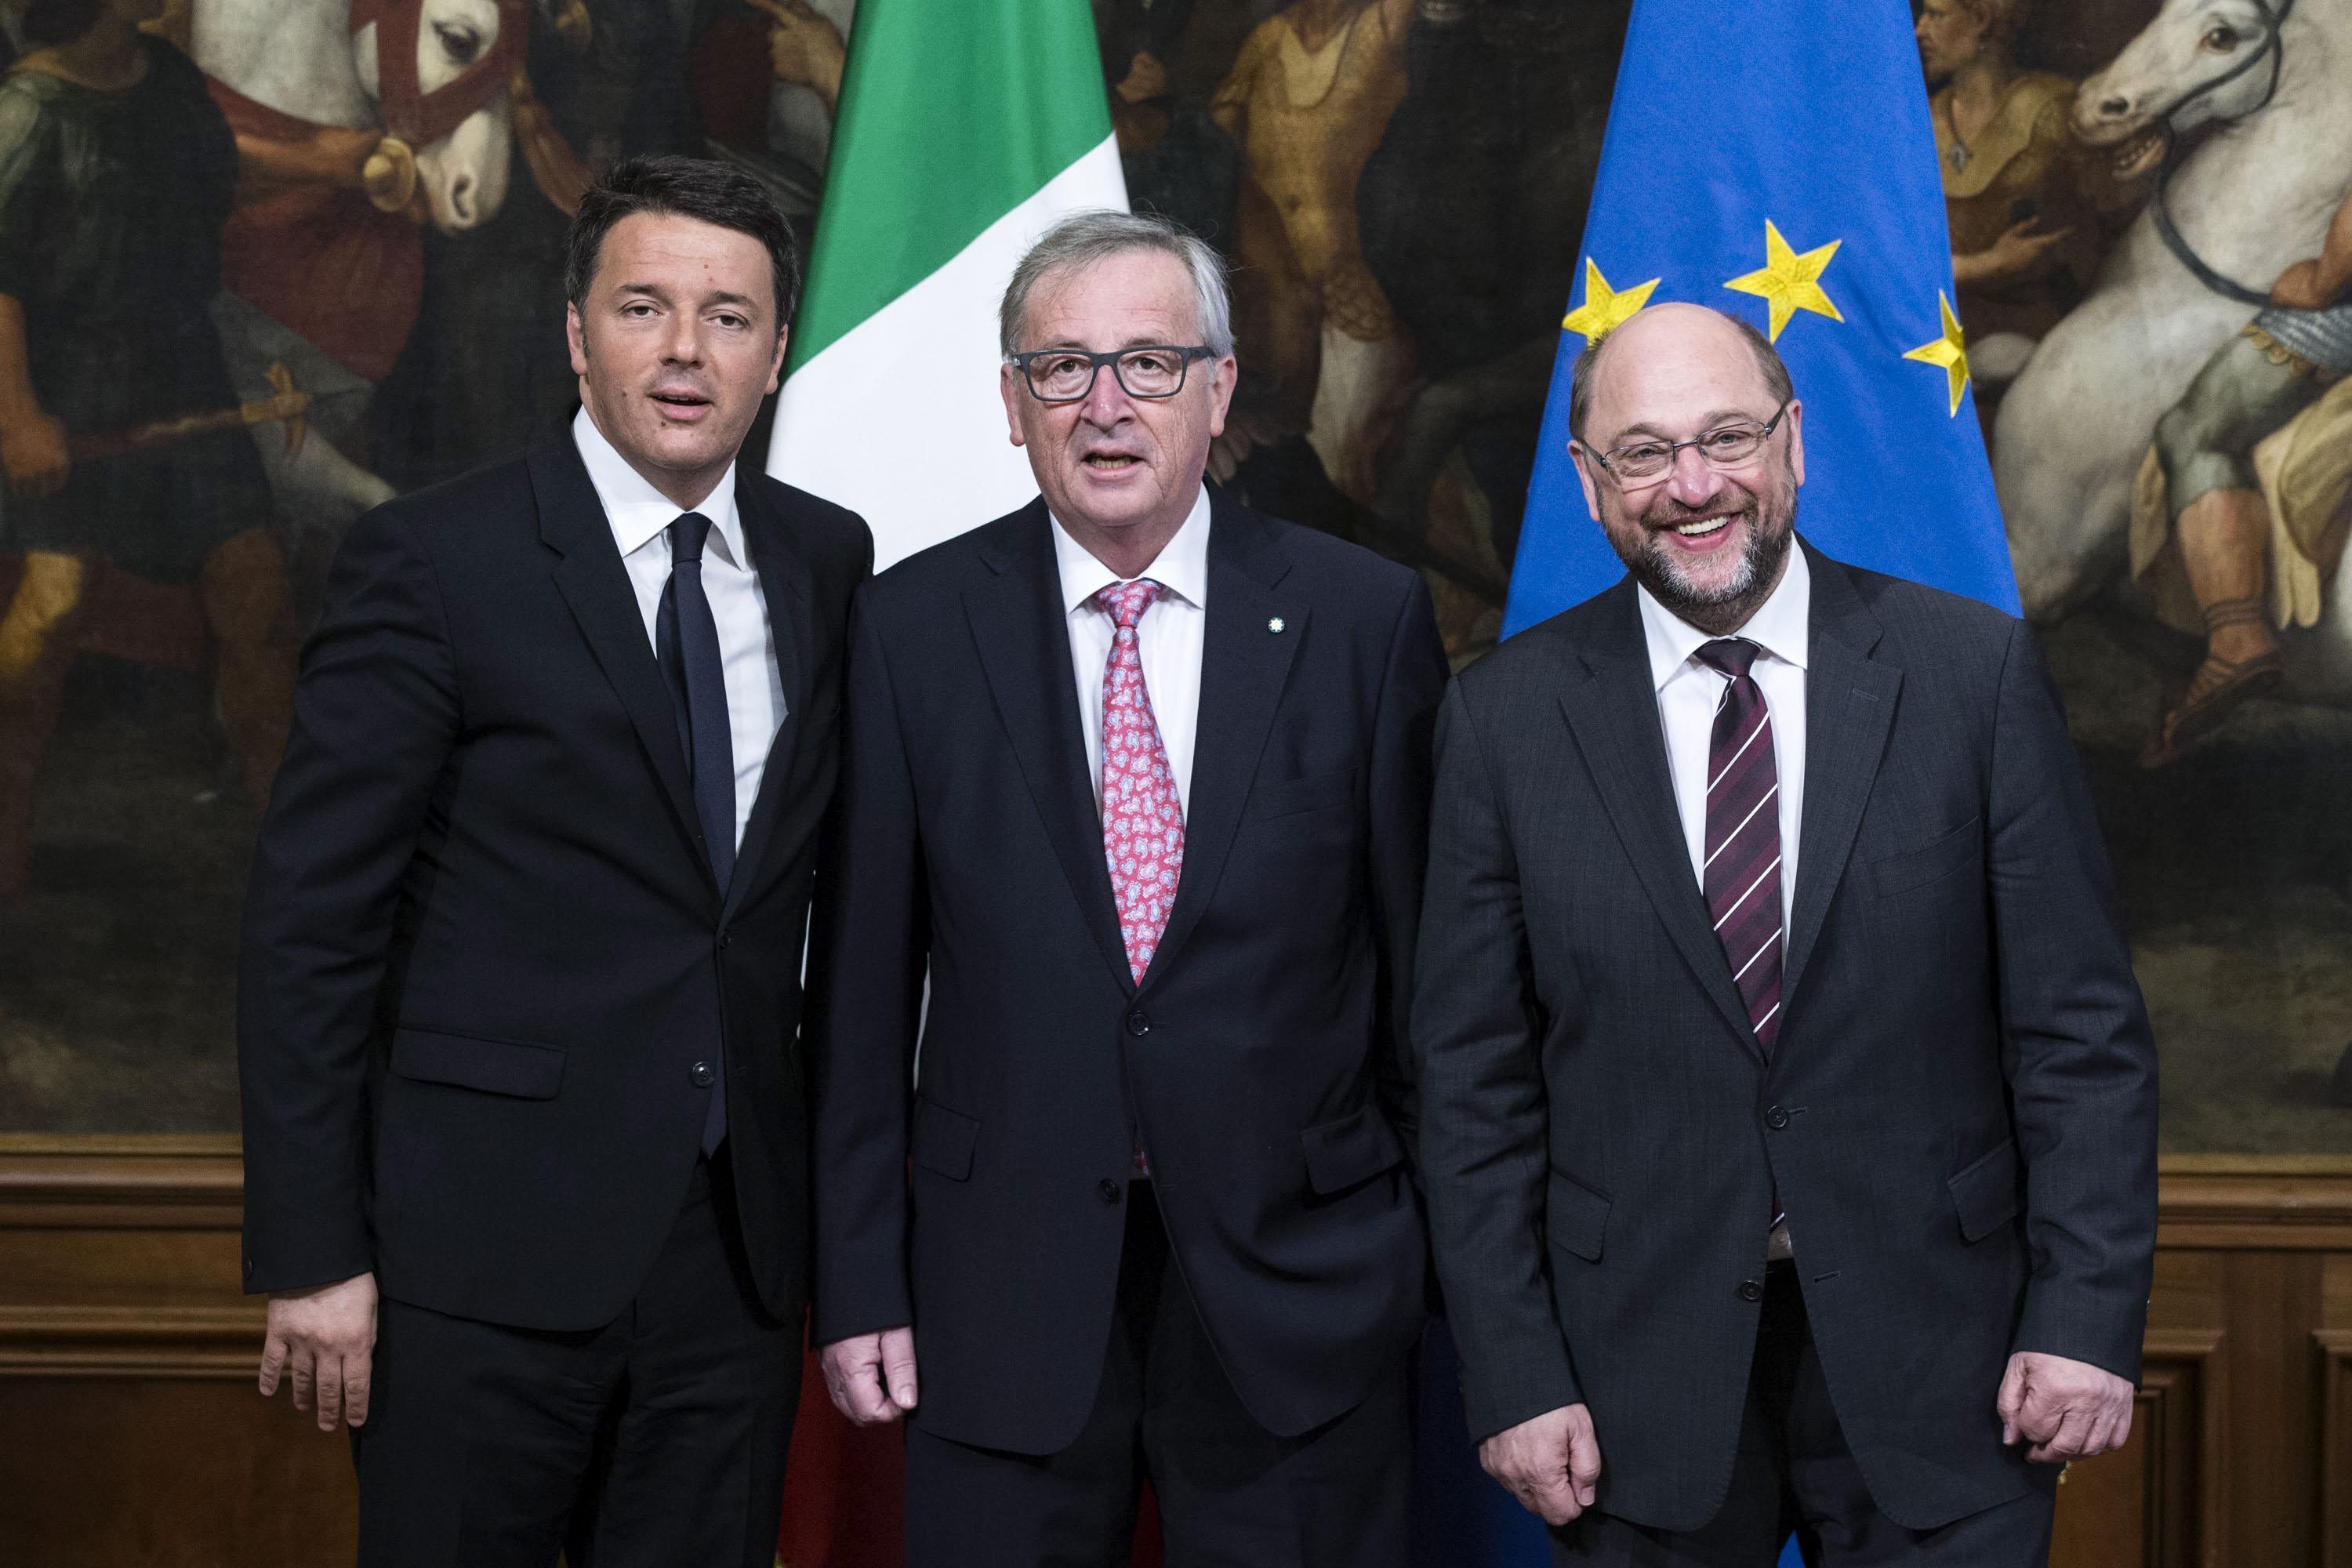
xmin=1253 ymin=768 xmax=1356 ymax=820
xmin=1947 ymin=1138 xmax=2023 ymax=1243
xmin=912 ymin=1098 xmax=979 ymax=1181
xmin=1547 ymin=1167 xmax=1610 ymax=1261
xmin=1300 ymin=1103 xmax=1404 ymax=1194
xmin=1870 ymin=815 xmax=1982 ymax=898
xmin=389 ymin=1028 xmax=565 ymax=1100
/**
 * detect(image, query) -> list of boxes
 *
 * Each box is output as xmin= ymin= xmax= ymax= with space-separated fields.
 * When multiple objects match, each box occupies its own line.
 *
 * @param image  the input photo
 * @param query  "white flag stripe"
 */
xmin=1704 ymin=782 xmax=1779 ymax=869
xmin=1712 ymin=856 xmax=1780 ymax=931
xmin=1733 ymin=928 xmax=1781 ymax=982
xmin=1708 ymin=713 xmax=1770 ymax=793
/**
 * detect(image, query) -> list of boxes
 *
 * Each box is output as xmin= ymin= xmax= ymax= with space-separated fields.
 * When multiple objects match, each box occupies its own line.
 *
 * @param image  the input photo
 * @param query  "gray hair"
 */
xmin=999 ymin=209 xmax=1236 ymax=361
xmin=1568 ymin=305 xmax=1793 ymax=443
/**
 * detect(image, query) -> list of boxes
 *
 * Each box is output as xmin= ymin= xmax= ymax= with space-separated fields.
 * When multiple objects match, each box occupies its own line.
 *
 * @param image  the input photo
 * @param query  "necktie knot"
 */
xmin=1694 ymin=637 xmax=1761 ymax=681
xmin=670 ymin=511 xmax=713 ymax=568
xmin=1093 ymin=579 xmax=1163 ymax=632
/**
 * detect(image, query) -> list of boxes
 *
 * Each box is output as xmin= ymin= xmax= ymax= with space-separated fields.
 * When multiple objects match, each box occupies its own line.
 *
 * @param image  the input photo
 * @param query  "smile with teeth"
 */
xmin=1670 ymin=514 xmax=1733 ymax=538
xmin=1084 ymin=454 xmax=1142 ymax=470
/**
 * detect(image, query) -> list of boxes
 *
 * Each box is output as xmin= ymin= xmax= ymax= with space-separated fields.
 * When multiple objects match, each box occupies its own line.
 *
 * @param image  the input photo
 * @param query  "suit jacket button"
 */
xmin=1098 ymin=1178 xmax=1122 ymax=1204
xmin=691 ymin=1060 xmax=717 ymax=1087
xmin=1765 ymin=1105 xmax=1790 ymax=1131
xmin=717 ymin=929 xmax=732 ymax=949
xmin=1737 ymin=1279 xmax=1764 ymax=1302
xmin=1125 ymin=1007 xmax=1150 ymax=1037
xmin=242 ymin=1258 xmax=253 ymax=1280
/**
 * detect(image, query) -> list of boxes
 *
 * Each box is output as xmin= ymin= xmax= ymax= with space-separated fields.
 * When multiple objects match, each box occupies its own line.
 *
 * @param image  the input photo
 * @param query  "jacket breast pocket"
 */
xmin=1251 ymin=767 xmax=1356 ymax=820
xmin=388 ymin=1026 xmax=565 ymax=1099
xmin=1299 ymin=1102 xmax=1404 ymax=1194
xmin=1870 ymin=815 xmax=1981 ymax=899
xmin=1547 ymin=1167 xmax=1610 ymax=1262
xmin=1947 ymin=1137 xmax=2023 ymax=1243
xmin=912 ymin=1098 xmax=979 ymax=1181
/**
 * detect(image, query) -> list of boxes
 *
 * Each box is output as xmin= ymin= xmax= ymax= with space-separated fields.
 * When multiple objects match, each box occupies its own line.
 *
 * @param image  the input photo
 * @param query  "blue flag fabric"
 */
xmin=1501 ymin=0 xmax=2020 ymax=637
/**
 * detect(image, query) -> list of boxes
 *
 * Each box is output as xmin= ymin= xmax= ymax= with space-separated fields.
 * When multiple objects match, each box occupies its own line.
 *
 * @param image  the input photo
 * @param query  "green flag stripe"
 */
xmin=786 ymin=0 xmax=1113 ymax=372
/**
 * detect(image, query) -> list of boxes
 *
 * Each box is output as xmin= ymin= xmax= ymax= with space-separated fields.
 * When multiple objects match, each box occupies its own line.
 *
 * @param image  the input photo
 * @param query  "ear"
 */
xmin=1204 ymin=351 xmax=1238 ymax=440
xmin=566 ymin=301 xmax=588 ymax=378
xmin=1569 ymin=444 xmax=1604 ymax=522
xmin=1784 ymin=399 xmax=1806 ymax=488
xmin=1000 ymin=363 xmax=1028 ymax=448
xmin=767 ymin=325 xmax=789 ymax=396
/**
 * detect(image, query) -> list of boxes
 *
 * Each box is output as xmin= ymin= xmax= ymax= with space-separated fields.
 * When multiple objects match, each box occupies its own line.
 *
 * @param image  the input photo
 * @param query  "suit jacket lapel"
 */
xmin=723 ymin=475 xmax=817 ymax=920
xmin=1555 ymin=579 xmax=1762 ymax=1060
xmin=1145 ymin=498 xmax=1301 ymax=984
xmin=964 ymin=503 xmax=1136 ymax=993
xmin=532 ymin=436 xmax=711 ymax=887
xmin=1783 ymin=544 xmax=1901 ymax=1014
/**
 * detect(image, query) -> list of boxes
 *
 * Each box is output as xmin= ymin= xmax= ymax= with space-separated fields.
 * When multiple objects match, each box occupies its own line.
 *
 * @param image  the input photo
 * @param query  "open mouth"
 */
xmin=1667 ymin=514 xmax=1734 ymax=541
xmin=2110 ymin=126 xmax=2167 ymax=180
xmin=650 ymin=390 xmax=712 ymax=418
xmin=1083 ymin=453 xmax=1142 ymax=471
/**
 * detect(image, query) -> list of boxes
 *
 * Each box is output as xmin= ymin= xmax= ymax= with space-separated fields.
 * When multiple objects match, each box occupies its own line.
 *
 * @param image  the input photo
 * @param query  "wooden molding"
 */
xmin=0 ymin=1305 xmax=262 ymax=1378
xmin=2319 ymin=1328 xmax=2352 ymax=1568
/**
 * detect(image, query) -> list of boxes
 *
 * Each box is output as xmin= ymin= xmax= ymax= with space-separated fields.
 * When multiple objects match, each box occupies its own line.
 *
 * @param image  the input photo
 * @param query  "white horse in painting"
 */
xmin=1993 ymin=0 xmax=2352 ymax=666
xmin=189 ymin=0 xmax=524 ymax=537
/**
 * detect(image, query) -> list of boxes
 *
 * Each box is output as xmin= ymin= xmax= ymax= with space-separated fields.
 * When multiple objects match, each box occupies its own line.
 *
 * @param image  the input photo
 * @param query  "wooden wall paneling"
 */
xmin=2320 ymin=1254 xmax=2352 ymax=1568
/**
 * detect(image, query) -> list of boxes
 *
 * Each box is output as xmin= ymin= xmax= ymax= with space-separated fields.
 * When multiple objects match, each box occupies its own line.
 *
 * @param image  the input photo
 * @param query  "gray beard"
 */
xmin=1632 ymin=511 xmax=1792 ymax=625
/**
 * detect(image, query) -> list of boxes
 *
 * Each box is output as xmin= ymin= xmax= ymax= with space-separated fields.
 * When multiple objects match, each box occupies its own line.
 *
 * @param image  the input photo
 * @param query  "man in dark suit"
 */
xmin=1415 ymin=303 xmax=2158 ymax=1564
xmin=237 ymin=156 xmax=869 ymax=1566
xmin=807 ymin=210 xmax=1449 ymax=1567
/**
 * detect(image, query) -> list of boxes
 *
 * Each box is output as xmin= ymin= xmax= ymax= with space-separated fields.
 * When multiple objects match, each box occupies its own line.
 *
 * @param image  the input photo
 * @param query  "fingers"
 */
xmin=288 ymin=1341 xmax=317 ymax=1414
xmin=819 ymin=1336 xmax=904 ymax=1426
xmin=2028 ymin=1404 xmax=2093 ymax=1465
xmin=315 ymin=1352 xmax=345 ymax=1432
xmin=258 ymin=1330 xmax=289 ymax=1398
xmin=1567 ymin=1420 xmax=1604 ymax=1508
xmin=1996 ymin=1356 xmax=2028 ymax=1445
xmin=880 ymin=1326 xmax=920 ymax=1411
xmin=344 ymin=1345 xmax=374 ymax=1428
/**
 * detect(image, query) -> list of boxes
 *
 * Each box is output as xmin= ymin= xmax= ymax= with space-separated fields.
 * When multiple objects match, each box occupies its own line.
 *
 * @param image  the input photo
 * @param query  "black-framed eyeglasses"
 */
xmin=1585 ymin=401 xmax=1791 ymax=482
xmin=1006 ymin=345 xmax=1217 ymax=404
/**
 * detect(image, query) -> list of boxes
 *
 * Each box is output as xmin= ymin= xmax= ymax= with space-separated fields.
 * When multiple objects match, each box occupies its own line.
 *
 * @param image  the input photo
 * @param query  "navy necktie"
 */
xmin=655 ymin=510 xmax=734 ymax=1154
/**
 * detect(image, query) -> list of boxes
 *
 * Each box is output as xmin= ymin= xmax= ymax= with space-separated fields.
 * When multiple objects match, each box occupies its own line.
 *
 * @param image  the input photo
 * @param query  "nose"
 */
xmin=665 ymin=314 xmax=704 ymax=366
xmin=1079 ymin=361 xmax=1132 ymax=425
xmin=1666 ymin=444 xmax=1728 ymax=506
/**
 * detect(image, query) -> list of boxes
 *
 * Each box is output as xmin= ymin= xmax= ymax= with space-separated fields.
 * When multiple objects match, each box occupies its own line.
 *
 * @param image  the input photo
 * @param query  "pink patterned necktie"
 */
xmin=1094 ymin=579 xmax=1185 ymax=983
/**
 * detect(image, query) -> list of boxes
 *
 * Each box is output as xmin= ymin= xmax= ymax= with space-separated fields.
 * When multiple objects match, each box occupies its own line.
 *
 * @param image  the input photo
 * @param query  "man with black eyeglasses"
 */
xmin=805 ymin=209 xmax=1448 ymax=1567
xmin=1414 ymin=302 xmax=2157 ymax=1565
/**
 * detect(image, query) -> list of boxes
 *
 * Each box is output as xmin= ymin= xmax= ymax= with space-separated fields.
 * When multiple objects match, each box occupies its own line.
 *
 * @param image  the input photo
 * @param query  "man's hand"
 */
xmin=1998 ymin=1351 xmax=2135 ymax=1464
xmin=0 ymin=408 xmax=69 ymax=499
xmin=1479 ymin=1403 xmax=1603 ymax=1526
xmin=819 ymin=1325 xmax=918 ymax=1425
xmin=259 ymin=1271 xmax=379 ymax=1432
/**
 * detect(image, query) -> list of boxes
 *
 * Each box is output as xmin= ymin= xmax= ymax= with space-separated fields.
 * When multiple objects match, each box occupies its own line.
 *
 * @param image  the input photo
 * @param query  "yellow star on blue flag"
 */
xmin=1903 ymin=292 xmax=1972 ymax=416
xmin=1724 ymin=220 xmax=1843 ymax=342
xmin=1561 ymin=258 xmax=1660 ymax=347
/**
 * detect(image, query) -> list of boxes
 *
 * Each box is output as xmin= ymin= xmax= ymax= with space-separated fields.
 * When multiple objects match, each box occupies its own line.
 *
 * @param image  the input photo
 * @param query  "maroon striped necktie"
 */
xmin=1695 ymin=638 xmax=1783 ymax=1053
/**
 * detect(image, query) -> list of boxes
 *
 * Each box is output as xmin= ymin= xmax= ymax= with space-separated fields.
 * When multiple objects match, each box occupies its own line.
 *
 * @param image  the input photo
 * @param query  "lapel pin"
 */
xmin=1268 ymin=617 xmax=1286 ymax=634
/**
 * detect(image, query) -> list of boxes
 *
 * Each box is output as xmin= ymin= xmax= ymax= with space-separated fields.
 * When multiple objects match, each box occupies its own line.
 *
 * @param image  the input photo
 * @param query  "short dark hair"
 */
xmin=564 ymin=156 xmax=801 ymax=333
xmin=1568 ymin=305 xmax=1793 ymax=443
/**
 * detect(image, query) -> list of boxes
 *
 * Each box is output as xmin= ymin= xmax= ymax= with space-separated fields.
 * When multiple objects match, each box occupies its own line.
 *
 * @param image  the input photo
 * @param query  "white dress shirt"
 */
xmin=573 ymin=407 xmax=785 ymax=849
xmin=1637 ymin=545 xmax=1811 ymax=931
xmin=1051 ymin=486 xmax=1211 ymax=816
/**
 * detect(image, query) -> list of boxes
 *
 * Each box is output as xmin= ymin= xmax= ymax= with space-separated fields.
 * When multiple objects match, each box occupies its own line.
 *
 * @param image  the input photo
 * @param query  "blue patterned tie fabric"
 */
xmin=657 ymin=510 xmax=734 ymax=1155
xmin=1695 ymin=638 xmax=1782 ymax=1054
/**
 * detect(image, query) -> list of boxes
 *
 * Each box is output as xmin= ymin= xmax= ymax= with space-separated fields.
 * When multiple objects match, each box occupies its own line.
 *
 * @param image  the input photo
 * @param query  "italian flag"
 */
xmin=768 ymin=0 xmax=1127 ymax=569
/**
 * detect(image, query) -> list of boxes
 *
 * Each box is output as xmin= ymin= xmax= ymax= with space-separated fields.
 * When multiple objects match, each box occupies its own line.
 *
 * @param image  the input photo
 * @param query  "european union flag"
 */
xmin=1502 ymin=0 xmax=2020 ymax=637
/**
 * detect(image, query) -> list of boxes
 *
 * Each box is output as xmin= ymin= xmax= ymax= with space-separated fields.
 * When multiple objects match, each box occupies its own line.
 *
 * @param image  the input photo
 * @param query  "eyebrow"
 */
xmin=1602 ymin=407 xmax=1769 ymax=445
xmin=613 ymin=283 xmax=763 ymax=314
xmin=1034 ymin=333 xmax=1191 ymax=351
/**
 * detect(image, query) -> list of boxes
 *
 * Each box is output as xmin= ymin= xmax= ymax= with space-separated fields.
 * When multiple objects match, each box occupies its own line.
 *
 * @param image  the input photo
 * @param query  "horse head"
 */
xmin=2073 ymin=0 xmax=2298 ymax=178
xmin=351 ymin=0 xmax=519 ymax=232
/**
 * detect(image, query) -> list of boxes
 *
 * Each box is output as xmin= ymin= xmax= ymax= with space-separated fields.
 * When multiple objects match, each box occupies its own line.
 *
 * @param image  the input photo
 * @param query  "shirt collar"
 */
xmin=1051 ymin=485 xmax=1213 ymax=617
xmin=572 ymin=405 xmax=746 ymax=568
xmin=1635 ymin=539 xmax=1812 ymax=691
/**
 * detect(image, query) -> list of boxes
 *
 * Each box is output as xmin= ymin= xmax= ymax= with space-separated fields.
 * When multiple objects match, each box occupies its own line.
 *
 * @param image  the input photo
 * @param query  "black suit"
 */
xmin=239 ymin=431 xmax=869 ymax=1564
xmin=1415 ymin=544 xmax=2158 ymax=1555
xmin=809 ymin=492 xmax=1447 ymax=1564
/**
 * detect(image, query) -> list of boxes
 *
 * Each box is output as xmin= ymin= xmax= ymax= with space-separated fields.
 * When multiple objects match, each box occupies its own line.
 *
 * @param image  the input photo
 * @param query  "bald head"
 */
xmin=1568 ymin=303 xmax=1791 ymax=448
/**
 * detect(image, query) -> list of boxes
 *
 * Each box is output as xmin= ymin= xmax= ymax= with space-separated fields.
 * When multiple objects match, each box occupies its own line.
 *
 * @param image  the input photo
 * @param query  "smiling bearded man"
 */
xmin=1414 ymin=302 xmax=2158 ymax=1566
xmin=806 ymin=209 xmax=1449 ymax=1568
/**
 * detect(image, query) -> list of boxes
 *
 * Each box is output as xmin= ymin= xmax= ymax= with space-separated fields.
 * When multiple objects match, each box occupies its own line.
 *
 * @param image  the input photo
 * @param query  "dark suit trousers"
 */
xmin=904 ymin=1184 xmax=1413 ymax=1568
xmin=351 ymin=1154 xmax=800 ymax=1568
xmin=1552 ymin=1265 xmax=2056 ymax=1568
